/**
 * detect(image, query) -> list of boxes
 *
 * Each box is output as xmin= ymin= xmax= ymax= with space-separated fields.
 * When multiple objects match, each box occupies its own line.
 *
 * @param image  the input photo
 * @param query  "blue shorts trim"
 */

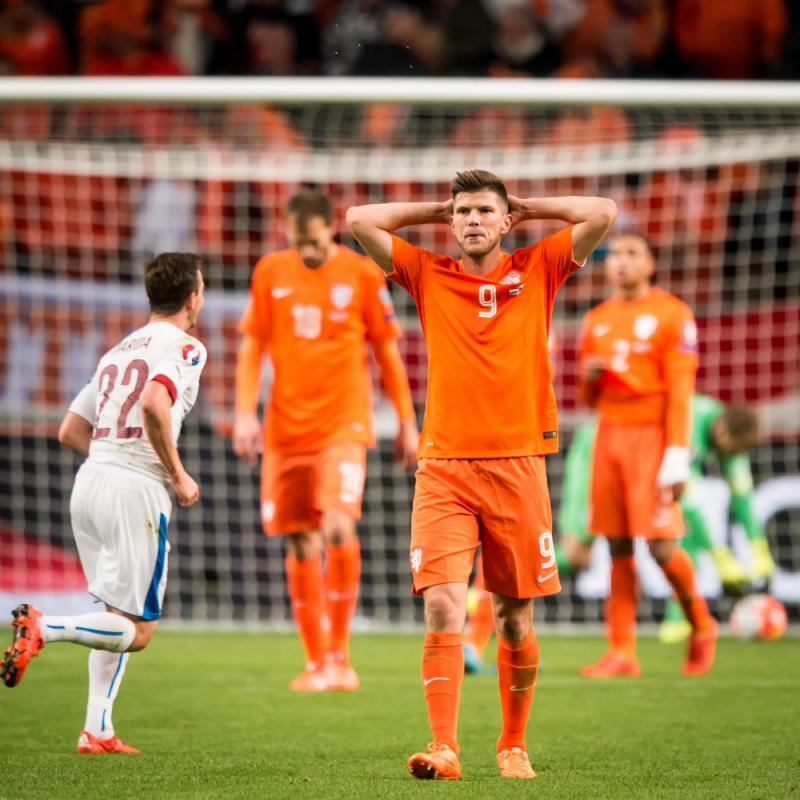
xmin=142 ymin=513 xmax=168 ymax=621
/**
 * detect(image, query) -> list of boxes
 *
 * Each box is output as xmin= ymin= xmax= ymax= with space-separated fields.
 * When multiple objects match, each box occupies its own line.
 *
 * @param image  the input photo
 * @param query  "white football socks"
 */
xmin=84 ymin=650 xmax=129 ymax=739
xmin=40 ymin=612 xmax=135 ymax=653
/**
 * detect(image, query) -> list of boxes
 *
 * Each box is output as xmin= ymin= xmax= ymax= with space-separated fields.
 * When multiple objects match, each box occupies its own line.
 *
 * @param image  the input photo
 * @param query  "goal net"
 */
xmin=1 ymin=78 xmax=798 ymax=626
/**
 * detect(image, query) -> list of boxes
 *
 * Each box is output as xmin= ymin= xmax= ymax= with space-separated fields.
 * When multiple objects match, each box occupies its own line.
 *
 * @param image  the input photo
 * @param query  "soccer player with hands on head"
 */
xmin=578 ymin=232 xmax=718 ymax=679
xmin=233 ymin=190 xmax=417 ymax=693
xmin=347 ymin=171 xmax=616 ymax=780
xmin=2 ymin=253 xmax=207 ymax=755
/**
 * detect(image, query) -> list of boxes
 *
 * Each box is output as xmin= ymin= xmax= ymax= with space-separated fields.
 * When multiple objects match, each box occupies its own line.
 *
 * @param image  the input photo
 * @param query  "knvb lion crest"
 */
xmin=634 ymin=314 xmax=659 ymax=341
xmin=499 ymin=270 xmax=521 ymax=285
xmin=330 ymin=283 xmax=354 ymax=310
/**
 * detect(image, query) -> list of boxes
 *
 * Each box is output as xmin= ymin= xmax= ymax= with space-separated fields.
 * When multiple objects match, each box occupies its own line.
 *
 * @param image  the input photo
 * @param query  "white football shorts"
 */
xmin=70 ymin=461 xmax=172 ymax=620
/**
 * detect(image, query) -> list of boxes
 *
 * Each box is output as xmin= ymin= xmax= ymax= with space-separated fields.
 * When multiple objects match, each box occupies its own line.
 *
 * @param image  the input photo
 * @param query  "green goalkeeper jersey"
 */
xmin=557 ymin=419 xmax=596 ymax=542
xmin=688 ymin=394 xmax=764 ymax=542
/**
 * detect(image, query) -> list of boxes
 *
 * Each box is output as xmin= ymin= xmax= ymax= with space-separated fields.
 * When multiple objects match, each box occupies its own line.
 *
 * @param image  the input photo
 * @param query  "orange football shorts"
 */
xmin=260 ymin=441 xmax=367 ymax=535
xmin=409 ymin=456 xmax=561 ymax=599
xmin=589 ymin=420 xmax=684 ymax=540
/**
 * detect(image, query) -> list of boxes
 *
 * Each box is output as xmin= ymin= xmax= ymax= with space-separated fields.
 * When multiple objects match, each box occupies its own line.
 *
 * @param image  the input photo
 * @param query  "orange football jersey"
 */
xmin=240 ymin=246 xmax=401 ymax=453
xmin=389 ymin=225 xmax=580 ymax=458
xmin=578 ymin=287 xmax=698 ymax=446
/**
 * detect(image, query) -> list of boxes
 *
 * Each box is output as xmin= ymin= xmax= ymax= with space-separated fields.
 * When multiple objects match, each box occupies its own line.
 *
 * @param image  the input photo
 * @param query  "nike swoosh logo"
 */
xmin=423 ymin=677 xmax=450 ymax=686
xmin=510 ymin=685 xmax=533 ymax=692
xmin=271 ymin=287 xmax=294 ymax=298
xmin=538 ymin=569 xmax=558 ymax=583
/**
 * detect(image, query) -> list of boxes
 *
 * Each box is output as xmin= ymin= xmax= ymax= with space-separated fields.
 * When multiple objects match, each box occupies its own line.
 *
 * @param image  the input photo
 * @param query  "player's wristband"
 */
xmin=657 ymin=446 xmax=690 ymax=488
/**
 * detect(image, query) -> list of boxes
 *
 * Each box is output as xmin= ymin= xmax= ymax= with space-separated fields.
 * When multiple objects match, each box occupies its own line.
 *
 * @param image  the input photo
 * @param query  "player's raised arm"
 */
xmin=507 ymin=195 xmax=617 ymax=264
xmin=345 ymin=201 xmax=451 ymax=273
xmin=140 ymin=380 xmax=199 ymax=507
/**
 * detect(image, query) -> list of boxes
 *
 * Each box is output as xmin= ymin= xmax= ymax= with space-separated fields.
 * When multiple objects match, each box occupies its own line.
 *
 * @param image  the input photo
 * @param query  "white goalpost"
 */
xmin=0 ymin=78 xmax=798 ymax=626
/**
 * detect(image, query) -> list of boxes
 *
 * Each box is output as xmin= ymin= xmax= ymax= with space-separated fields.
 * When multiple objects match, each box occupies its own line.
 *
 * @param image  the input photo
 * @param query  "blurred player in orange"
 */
xmin=347 ymin=171 xmax=616 ymax=780
xmin=579 ymin=232 xmax=718 ymax=679
xmin=233 ymin=190 xmax=417 ymax=693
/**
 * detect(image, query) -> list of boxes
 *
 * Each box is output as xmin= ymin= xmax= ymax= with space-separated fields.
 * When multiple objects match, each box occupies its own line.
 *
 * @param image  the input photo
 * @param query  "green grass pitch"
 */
xmin=0 ymin=632 xmax=797 ymax=799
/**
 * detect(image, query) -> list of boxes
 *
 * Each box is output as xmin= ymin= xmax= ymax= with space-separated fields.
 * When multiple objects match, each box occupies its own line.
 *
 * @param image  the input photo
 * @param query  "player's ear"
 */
xmin=186 ymin=288 xmax=200 ymax=314
xmin=500 ymin=211 xmax=512 ymax=234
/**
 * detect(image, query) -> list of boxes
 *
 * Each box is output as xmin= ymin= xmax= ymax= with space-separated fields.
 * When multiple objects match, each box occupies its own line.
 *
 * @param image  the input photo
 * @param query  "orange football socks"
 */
xmin=608 ymin=555 xmax=638 ymax=656
xmin=660 ymin=548 xmax=713 ymax=632
xmin=421 ymin=632 xmax=464 ymax=752
xmin=325 ymin=539 xmax=361 ymax=660
xmin=285 ymin=553 xmax=325 ymax=667
xmin=496 ymin=629 xmax=539 ymax=752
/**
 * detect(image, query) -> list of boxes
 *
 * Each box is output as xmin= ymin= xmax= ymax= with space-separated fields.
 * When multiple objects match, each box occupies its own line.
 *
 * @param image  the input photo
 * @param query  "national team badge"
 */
xmin=330 ymin=283 xmax=354 ymax=310
xmin=499 ymin=270 xmax=521 ymax=285
xmin=182 ymin=343 xmax=200 ymax=366
xmin=634 ymin=314 xmax=658 ymax=341
xmin=410 ymin=547 xmax=423 ymax=574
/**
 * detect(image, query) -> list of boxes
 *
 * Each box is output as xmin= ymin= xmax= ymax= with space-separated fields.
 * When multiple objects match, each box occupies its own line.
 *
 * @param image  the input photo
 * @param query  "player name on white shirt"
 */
xmin=69 ymin=321 xmax=207 ymax=484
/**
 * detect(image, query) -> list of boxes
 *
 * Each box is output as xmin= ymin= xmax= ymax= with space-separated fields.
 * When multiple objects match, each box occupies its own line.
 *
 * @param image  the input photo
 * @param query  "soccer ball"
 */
xmin=729 ymin=594 xmax=788 ymax=641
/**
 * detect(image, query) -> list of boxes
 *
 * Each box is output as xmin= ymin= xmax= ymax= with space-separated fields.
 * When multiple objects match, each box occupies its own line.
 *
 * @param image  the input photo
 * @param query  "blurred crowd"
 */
xmin=0 ymin=1 xmax=797 ymax=310
xmin=0 ymin=0 xmax=798 ymax=81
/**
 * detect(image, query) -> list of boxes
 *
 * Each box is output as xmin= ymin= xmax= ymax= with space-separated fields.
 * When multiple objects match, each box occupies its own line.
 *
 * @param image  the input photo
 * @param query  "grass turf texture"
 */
xmin=0 ymin=632 xmax=797 ymax=799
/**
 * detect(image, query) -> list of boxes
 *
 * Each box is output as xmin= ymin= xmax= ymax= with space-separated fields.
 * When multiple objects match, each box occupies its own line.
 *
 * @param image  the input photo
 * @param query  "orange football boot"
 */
xmin=407 ymin=743 xmax=461 ymax=780
xmin=497 ymin=747 xmax=537 ymax=779
xmin=323 ymin=657 xmax=360 ymax=692
xmin=289 ymin=664 xmax=328 ymax=692
xmin=580 ymin=651 xmax=641 ymax=678
xmin=683 ymin=620 xmax=718 ymax=677
xmin=2 ymin=604 xmax=45 ymax=688
xmin=77 ymin=731 xmax=140 ymax=755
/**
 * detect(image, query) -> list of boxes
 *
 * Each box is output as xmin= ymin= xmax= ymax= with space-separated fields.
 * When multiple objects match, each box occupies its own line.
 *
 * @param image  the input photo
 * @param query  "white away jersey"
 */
xmin=69 ymin=321 xmax=207 ymax=483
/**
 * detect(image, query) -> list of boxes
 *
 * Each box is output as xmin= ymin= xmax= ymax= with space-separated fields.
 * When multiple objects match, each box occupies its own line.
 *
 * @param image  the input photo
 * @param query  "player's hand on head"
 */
xmin=232 ymin=411 xmax=262 ymax=466
xmin=172 ymin=470 xmax=200 ymax=507
xmin=439 ymin=198 xmax=453 ymax=222
xmin=507 ymin=195 xmax=525 ymax=229
xmin=395 ymin=418 xmax=419 ymax=471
